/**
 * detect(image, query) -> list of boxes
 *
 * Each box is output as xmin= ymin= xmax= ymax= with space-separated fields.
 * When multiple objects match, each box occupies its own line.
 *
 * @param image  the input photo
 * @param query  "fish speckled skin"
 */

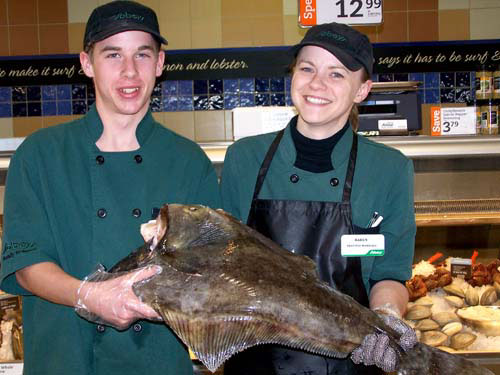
xmin=109 ymin=204 xmax=492 ymax=375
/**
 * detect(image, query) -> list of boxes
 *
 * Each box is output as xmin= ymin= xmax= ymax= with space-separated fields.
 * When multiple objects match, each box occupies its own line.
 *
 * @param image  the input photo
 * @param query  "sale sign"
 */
xmin=299 ymin=0 xmax=383 ymax=26
xmin=431 ymin=106 xmax=476 ymax=136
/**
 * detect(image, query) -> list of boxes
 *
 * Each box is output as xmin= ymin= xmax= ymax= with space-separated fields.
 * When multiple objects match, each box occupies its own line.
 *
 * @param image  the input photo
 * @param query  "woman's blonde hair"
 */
xmin=348 ymin=69 xmax=370 ymax=132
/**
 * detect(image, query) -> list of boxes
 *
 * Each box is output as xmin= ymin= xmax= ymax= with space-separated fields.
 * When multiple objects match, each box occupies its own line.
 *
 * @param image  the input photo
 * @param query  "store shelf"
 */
xmin=1 ymin=136 xmax=499 ymax=169
xmin=202 ymin=136 xmax=500 ymax=162
xmin=415 ymin=199 xmax=500 ymax=227
xmin=377 ymin=135 xmax=500 ymax=159
xmin=416 ymin=213 xmax=500 ymax=226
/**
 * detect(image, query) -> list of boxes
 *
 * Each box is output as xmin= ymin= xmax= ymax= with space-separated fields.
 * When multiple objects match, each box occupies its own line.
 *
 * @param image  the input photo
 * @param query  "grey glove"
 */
xmin=351 ymin=313 xmax=417 ymax=372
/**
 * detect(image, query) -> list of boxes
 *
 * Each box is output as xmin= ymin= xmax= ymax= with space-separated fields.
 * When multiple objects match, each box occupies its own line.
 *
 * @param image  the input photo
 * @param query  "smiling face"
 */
xmin=80 ymin=30 xmax=164 ymax=122
xmin=291 ymin=45 xmax=372 ymax=139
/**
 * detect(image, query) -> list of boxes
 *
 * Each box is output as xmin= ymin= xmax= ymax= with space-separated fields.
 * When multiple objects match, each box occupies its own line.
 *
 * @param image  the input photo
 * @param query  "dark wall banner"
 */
xmin=373 ymin=39 xmax=500 ymax=73
xmin=0 ymin=40 xmax=499 ymax=86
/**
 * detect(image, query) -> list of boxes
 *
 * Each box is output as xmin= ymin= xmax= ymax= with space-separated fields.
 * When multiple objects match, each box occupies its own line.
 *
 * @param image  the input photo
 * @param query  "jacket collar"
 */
xmin=85 ymin=104 xmax=155 ymax=147
xmin=280 ymin=115 xmax=354 ymax=170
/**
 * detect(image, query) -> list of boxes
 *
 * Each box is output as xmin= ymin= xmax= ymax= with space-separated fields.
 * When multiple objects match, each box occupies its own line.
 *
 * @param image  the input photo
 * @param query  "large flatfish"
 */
xmin=107 ymin=204 xmax=492 ymax=375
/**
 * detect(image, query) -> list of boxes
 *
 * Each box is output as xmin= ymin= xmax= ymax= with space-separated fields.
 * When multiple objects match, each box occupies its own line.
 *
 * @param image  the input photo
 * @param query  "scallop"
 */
xmin=432 ymin=311 xmax=460 ymax=327
xmin=405 ymin=305 xmax=432 ymax=320
xmin=480 ymin=286 xmax=497 ymax=306
xmin=444 ymin=296 xmax=464 ymax=308
xmin=443 ymin=284 xmax=465 ymax=298
xmin=437 ymin=346 xmax=455 ymax=353
xmin=421 ymin=331 xmax=448 ymax=347
xmin=450 ymin=332 xmax=476 ymax=350
xmin=442 ymin=322 xmax=463 ymax=336
xmin=494 ymin=281 xmax=500 ymax=296
xmin=416 ymin=319 xmax=440 ymax=331
xmin=465 ymin=287 xmax=479 ymax=306
xmin=414 ymin=296 xmax=433 ymax=307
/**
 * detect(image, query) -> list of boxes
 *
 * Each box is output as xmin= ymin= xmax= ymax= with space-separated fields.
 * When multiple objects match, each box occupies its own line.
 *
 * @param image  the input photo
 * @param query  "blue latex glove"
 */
xmin=351 ymin=312 xmax=417 ymax=372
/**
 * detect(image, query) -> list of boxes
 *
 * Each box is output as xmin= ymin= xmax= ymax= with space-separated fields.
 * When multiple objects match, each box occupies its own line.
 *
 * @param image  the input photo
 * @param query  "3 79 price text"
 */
xmin=442 ymin=121 xmax=460 ymax=132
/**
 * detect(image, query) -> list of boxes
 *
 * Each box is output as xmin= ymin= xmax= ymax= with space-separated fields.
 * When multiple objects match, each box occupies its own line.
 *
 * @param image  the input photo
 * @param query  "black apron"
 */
xmin=223 ymin=129 xmax=382 ymax=375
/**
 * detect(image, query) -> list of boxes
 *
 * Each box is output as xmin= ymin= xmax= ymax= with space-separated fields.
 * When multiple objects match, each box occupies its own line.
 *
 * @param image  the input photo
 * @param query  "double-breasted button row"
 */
xmin=97 ymin=208 xmax=142 ymax=218
xmin=289 ymin=174 xmax=340 ymax=187
xmin=95 ymin=155 xmax=143 ymax=165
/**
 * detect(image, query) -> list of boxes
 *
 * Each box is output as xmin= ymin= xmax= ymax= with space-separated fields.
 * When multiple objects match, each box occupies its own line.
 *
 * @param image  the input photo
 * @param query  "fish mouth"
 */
xmin=140 ymin=206 xmax=169 ymax=250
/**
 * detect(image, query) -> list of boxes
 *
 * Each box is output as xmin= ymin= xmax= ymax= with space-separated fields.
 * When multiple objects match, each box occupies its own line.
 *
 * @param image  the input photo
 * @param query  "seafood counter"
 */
xmin=405 ymin=255 xmax=500 ymax=355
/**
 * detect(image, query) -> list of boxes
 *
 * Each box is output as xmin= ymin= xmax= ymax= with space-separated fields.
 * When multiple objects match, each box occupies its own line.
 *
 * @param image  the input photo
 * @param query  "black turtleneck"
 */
xmin=291 ymin=121 xmax=350 ymax=173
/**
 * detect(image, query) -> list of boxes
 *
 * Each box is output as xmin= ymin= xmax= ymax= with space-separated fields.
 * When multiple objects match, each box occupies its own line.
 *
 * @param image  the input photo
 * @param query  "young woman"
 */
xmin=221 ymin=22 xmax=416 ymax=375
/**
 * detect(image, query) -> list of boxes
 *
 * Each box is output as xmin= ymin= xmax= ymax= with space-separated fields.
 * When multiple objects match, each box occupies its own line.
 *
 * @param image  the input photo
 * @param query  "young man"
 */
xmin=0 ymin=2 xmax=220 ymax=374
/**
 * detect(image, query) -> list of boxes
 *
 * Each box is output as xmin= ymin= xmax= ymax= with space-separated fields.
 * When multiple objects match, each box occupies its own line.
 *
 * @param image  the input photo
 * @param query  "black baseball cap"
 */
xmin=83 ymin=1 xmax=167 ymax=49
xmin=290 ymin=22 xmax=373 ymax=76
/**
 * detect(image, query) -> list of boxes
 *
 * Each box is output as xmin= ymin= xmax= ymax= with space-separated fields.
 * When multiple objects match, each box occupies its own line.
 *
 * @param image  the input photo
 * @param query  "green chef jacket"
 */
xmin=220 ymin=117 xmax=416 ymax=293
xmin=1 ymin=105 xmax=221 ymax=375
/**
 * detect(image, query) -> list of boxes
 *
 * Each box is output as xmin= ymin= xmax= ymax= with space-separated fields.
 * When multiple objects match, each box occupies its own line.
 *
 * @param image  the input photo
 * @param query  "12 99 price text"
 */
xmin=335 ymin=0 xmax=381 ymax=18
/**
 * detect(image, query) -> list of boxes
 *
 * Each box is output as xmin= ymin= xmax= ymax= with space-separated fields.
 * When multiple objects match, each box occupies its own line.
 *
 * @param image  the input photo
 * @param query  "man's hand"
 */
xmin=75 ymin=265 xmax=162 ymax=330
xmin=351 ymin=313 xmax=417 ymax=372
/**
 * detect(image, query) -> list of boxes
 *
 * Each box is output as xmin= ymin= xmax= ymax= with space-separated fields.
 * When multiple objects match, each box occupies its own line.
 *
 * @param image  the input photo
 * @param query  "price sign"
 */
xmin=299 ymin=0 xmax=383 ymax=27
xmin=431 ymin=106 xmax=476 ymax=136
xmin=0 ymin=363 xmax=23 ymax=375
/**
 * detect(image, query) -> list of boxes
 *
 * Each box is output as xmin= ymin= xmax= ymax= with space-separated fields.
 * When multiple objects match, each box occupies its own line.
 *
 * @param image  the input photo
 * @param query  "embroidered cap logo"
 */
xmin=113 ymin=12 xmax=145 ymax=23
xmin=318 ymin=31 xmax=347 ymax=43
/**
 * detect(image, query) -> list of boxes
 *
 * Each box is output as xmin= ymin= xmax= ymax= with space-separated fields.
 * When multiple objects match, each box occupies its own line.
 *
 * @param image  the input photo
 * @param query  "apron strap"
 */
xmin=251 ymin=129 xmax=285 ymax=202
xmin=342 ymin=132 xmax=358 ymax=203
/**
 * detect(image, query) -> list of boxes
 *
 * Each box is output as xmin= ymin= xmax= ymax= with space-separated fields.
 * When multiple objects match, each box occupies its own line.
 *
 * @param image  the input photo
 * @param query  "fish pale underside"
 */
xmin=106 ymin=204 xmax=493 ymax=375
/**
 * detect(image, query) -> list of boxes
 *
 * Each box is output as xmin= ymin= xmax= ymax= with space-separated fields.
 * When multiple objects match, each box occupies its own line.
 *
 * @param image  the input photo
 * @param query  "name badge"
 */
xmin=341 ymin=234 xmax=385 ymax=257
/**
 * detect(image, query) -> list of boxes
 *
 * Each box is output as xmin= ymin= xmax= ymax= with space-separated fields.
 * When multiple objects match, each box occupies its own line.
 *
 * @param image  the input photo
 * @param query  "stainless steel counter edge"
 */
xmin=200 ymin=135 xmax=500 ymax=163
xmin=0 ymin=135 xmax=499 ymax=169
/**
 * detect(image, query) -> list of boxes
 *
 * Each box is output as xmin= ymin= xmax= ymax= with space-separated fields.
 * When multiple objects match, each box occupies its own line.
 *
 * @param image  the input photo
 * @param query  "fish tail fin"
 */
xmin=396 ymin=343 xmax=493 ymax=375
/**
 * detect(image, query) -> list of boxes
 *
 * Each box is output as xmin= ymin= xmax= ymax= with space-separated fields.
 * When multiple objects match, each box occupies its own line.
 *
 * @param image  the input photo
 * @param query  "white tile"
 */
xmin=439 ymin=0 xmax=470 ymax=10
xmin=68 ymin=0 xmax=99 ymax=23
xmin=190 ymin=0 xmax=222 ymax=19
xmin=164 ymin=111 xmax=195 ymax=140
xmin=470 ymin=0 xmax=500 ymax=9
xmin=0 ymin=185 xmax=4 ymax=215
xmin=0 ymin=118 xmax=14 ymax=138
xmin=224 ymin=110 xmax=233 ymax=141
xmin=283 ymin=0 xmax=298 ymax=16
xmin=470 ymin=8 xmax=500 ymax=39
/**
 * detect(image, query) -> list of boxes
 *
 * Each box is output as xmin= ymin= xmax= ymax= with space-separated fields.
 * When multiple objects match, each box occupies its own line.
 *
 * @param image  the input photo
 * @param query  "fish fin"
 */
xmin=156 ymin=307 xmax=348 ymax=373
xmin=396 ymin=343 xmax=493 ymax=375
xmin=190 ymin=223 xmax=231 ymax=247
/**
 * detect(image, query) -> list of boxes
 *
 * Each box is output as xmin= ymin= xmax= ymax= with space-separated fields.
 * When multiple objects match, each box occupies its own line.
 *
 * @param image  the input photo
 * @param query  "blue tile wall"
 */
xmin=0 ymin=71 xmax=479 ymax=118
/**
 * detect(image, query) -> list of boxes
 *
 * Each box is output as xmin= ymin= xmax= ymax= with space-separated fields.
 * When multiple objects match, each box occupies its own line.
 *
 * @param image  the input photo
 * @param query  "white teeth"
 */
xmin=306 ymin=96 xmax=330 ymax=104
xmin=121 ymin=88 xmax=138 ymax=94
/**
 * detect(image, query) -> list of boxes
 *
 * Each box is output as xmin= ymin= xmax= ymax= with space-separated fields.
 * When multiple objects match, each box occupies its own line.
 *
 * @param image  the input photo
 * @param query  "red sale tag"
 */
xmin=431 ymin=106 xmax=442 ymax=136
xmin=299 ymin=0 xmax=317 ymax=26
